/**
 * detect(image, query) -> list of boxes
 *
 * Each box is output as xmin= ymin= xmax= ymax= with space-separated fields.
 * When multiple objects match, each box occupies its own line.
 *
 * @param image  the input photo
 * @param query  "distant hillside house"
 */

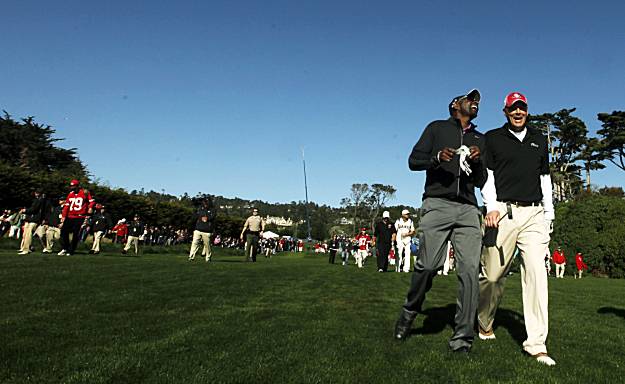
xmin=339 ymin=217 xmax=354 ymax=225
xmin=265 ymin=216 xmax=296 ymax=227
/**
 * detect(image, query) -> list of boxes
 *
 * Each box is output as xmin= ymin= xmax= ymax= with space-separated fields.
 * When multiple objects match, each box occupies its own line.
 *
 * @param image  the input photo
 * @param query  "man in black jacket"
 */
xmin=393 ymin=89 xmax=487 ymax=353
xmin=122 ymin=215 xmax=145 ymax=255
xmin=189 ymin=199 xmax=216 ymax=262
xmin=18 ymin=190 xmax=46 ymax=255
xmin=90 ymin=204 xmax=112 ymax=254
xmin=374 ymin=211 xmax=397 ymax=272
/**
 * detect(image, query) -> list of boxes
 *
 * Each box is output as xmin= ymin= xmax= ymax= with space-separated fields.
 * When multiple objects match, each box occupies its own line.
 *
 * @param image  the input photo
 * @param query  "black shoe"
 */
xmin=394 ymin=309 xmax=417 ymax=341
xmin=89 ymin=250 xmax=95 ymax=254
xmin=121 ymin=250 xmax=127 ymax=255
xmin=94 ymin=251 xmax=100 ymax=255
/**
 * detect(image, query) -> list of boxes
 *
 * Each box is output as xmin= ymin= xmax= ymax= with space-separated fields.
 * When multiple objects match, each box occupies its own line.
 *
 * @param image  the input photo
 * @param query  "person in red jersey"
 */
xmin=354 ymin=228 xmax=371 ymax=269
xmin=58 ymin=179 xmax=94 ymax=256
xmin=552 ymin=246 xmax=566 ymax=278
xmin=575 ymin=251 xmax=588 ymax=279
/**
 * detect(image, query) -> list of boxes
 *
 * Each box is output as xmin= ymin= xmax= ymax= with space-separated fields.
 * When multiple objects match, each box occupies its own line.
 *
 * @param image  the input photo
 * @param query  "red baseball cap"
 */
xmin=70 ymin=179 xmax=80 ymax=186
xmin=95 ymin=204 xmax=103 ymax=209
xmin=504 ymin=92 xmax=528 ymax=108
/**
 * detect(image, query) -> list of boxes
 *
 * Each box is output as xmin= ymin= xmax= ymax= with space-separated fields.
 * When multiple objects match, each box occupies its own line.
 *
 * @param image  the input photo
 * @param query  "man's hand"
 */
xmin=240 ymin=234 xmax=244 ymax=241
xmin=438 ymin=147 xmax=456 ymax=162
xmin=484 ymin=211 xmax=500 ymax=228
xmin=469 ymin=146 xmax=481 ymax=161
xmin=545 ymin=220 xmax=553 ymax=234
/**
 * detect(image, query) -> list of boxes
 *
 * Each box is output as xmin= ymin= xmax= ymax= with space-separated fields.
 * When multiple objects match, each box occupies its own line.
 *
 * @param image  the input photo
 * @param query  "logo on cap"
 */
xmin=504 ymin=92 xmax=528 ymax=107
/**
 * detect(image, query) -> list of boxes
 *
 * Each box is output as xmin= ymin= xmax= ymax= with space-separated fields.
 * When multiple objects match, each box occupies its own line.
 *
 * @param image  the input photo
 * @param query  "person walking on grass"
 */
xmin=122 ymin=215 xmax=145 ymax=255
xmin=478 ymin=92 xmax=556 ymax=366
xmin=189 ymin=198 xmax=216 ymax=262
xmin=393 ymin=89 xmax=486 ymax=354
xmin=328 ymin=234 xmax=340 ymax=264
xmin=240 ymin=208 xmax=265 ymax=262
xmin=90 ymin=204 xmax=112 ymax=255
xmin=553 ymin=246 xmax=566 ymax=278
xmin=59 ymin=179 xmax=95 ymax=256
xmin=374 ymin=211 xmax=397 ymax=272
xmin=575 ymin=251 xmax=588 ymax=279
xmin=354 ymin=228 xmax=370 ymax=269
xmin=18 ymin=190 xmax=46 ymax=255
xmin=395 ymin=209 xmax=415 ymax=273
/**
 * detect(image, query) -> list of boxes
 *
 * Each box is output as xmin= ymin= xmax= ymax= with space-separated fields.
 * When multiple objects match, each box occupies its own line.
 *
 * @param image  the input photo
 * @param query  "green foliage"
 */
xmin=597 ymin=110 xmax=625 ymax=171
xmin=552 ymin=194 xmax=625 ymax=278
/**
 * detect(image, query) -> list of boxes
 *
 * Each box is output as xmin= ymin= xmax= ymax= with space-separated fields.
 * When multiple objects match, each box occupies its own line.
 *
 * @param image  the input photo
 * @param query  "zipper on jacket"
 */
xmin=457 ymin=124 xmax=463 ymax=198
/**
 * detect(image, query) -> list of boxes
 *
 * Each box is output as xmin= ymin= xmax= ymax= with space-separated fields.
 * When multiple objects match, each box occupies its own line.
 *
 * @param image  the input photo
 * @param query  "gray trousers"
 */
xmin=402 ymin=197 xmax=482 ymax=350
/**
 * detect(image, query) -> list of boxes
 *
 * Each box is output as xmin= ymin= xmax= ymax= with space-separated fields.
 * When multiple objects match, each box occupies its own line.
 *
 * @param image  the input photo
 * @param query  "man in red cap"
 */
xmin=354 ymin=228 xmax=370 ymax=269
xmin=58 ymin=179 xmax=94 ymax=255
xmin=479 ymin=92 xmax=556 ymax=366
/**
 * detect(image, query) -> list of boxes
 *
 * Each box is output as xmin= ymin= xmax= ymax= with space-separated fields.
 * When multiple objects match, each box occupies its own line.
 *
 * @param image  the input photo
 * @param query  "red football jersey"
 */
xmin=356 ymin=234 xmax=370 ymax=251
xmin=62 ymin=189 xmax=95 ymax=219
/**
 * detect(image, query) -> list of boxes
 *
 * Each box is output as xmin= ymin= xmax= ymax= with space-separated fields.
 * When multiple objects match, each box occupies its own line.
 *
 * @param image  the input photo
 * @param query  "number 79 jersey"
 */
xmin=62 ymin=189 xmax=95 ymax=219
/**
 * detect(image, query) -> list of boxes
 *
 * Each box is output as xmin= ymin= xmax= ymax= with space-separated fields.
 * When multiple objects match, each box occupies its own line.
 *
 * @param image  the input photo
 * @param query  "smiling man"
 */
xmin=478 ymin=92 xmax=556 ymax=366
xmin=393 ymin=89 xmax=487 ymax=353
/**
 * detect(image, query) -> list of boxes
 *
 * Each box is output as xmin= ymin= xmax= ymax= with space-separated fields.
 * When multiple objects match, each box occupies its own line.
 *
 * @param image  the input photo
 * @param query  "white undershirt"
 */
xmin=481 ymin=127 xmax=554 ymax=221
xmin=508 ymin=128 xmax=527 ymax=142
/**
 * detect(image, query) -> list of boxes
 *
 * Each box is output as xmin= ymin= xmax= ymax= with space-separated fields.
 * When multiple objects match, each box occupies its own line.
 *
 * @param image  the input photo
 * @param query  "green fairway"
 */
xmin=1 ymin=245 xmax=624 ymax=383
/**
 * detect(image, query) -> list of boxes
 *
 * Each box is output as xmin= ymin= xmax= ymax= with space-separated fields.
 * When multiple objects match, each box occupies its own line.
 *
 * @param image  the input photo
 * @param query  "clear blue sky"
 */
xmin=3 ymin=0 xmax=624 ymax=207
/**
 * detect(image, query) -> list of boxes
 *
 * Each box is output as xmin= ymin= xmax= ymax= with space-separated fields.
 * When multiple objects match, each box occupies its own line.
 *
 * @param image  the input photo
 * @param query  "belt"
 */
xmin=500 ymin=200 xmax=542 ymax=207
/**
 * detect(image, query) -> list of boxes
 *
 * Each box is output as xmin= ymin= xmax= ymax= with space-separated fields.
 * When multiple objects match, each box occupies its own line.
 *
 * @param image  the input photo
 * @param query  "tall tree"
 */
xmin=341 ymin=183 xmax=369 ymax=233
xmin=366 ymin=183 xmax=397 ymax=230
xmin=597 ymin=111 xmax=625 ymax=171
xmin=527 ymin=109 xmax=588 ymax=201
xmin=576 ymin=137 xmax=606 ymax=191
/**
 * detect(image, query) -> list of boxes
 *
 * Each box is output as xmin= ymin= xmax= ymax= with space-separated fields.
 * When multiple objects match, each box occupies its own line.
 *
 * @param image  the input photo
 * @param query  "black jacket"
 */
xmin=128 ymin=220 xmax=145 ymax=237
xmin=194 ymin=208 xmax=216 ymax=233
xmin=408 ymin=117 xmax=487 ymax=206
xmin=92 ymin=213 xmax=112 ymax=232
xmin=24 ymin=196 xmax=46 ymax=223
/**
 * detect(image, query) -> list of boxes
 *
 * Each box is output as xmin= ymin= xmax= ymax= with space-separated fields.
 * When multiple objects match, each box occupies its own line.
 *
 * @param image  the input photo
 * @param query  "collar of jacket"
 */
xmin=447 ymin=117 xmax=476 ymax=132
xmin=501 ymin=123 xmax=539 ymax=139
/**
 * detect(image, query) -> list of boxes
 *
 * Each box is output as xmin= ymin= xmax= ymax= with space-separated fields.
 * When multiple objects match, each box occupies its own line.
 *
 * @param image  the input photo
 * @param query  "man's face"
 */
xmin=402 ymin=213 xmax=409 ymax=220
xmin=456 ymin=97 xmax=479 ymax=119
xmin=505 ymin=102 xmax=528 ymax=130
xmin=252 ymin=209 xmax=258 ymax=216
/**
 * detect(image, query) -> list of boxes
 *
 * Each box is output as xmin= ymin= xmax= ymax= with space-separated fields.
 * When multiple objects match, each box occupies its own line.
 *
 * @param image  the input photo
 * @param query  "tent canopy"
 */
xmin=262 ymin=231 xmax=280 ymax=239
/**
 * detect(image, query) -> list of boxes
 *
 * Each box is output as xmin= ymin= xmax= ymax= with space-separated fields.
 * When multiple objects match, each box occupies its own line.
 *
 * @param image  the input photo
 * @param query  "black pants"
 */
xmin=245 ymin=233 xmax=260 ymax=262
xmin=377 ymin=245 xmax=391 ymax=271
xmin=328 ymin=250 xmax=337 ymax=264
xmin=61 ymin=217 xmax=83 ymax=253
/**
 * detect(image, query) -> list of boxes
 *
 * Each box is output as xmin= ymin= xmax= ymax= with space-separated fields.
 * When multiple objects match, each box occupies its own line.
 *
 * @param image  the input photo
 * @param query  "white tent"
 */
xmin=262 ymin=231 xmax=280 ymax=239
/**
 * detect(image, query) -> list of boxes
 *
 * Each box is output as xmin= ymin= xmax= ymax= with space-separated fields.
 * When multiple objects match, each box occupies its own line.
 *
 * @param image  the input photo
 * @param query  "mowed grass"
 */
xmin=1 ymin=243 xmax=624 ymax=383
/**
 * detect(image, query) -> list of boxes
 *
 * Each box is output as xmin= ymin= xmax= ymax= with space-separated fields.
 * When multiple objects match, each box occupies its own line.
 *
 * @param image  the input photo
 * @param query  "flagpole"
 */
xmin=302 ymin=147 xmax=312 ymax=242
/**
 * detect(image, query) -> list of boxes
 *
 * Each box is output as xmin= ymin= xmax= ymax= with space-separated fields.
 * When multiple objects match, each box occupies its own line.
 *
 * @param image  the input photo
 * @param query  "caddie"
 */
xmin=393 ymin=89 xmax=487 ymax=353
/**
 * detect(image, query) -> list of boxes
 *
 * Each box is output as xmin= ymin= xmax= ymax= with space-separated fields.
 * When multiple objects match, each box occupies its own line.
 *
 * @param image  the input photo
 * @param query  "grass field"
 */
xmin=1 ymin=241 xmax=624 ymax=383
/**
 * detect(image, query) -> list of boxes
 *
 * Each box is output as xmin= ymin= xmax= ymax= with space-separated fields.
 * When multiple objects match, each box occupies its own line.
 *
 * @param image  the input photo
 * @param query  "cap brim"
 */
xmin=466 ymin=89 xmax=481 ymax=102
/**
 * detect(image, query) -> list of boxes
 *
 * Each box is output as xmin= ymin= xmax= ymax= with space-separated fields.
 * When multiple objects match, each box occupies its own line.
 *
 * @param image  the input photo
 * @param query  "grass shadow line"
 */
xmin=597 ymin=306 xmax=625 ymax=320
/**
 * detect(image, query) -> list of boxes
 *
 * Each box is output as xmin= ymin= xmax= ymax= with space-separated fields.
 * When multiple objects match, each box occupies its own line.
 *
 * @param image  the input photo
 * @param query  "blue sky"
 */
xmin=2 ymin=0 xmax=624 ymax=207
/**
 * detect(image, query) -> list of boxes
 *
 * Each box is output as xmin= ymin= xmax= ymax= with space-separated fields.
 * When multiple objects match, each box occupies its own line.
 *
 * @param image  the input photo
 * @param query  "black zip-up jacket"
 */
xmin=129 ymin=220 xmax=145 ymax=237
xmin=408 ymin=117 xmax=487 ymax=206
xmin=24 ymin=196 xmax=46 ymax=223
xmin=194 ymin=208 xmax=216 ymax=233
xmin=92 ymin=213 xmax=112 ymax=232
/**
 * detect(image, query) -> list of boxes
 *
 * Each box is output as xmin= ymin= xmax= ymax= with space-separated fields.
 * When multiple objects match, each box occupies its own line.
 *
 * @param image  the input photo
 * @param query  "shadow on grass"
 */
xmin=494 ymin=308 xmax=526 ymax=346
xmin=408 ymin=305 xmax=526 ymax=346
xmin=597 ymin=306 xmax=625 ymax=320
xmin=411 ymin=304 xmax=455 ymax=335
